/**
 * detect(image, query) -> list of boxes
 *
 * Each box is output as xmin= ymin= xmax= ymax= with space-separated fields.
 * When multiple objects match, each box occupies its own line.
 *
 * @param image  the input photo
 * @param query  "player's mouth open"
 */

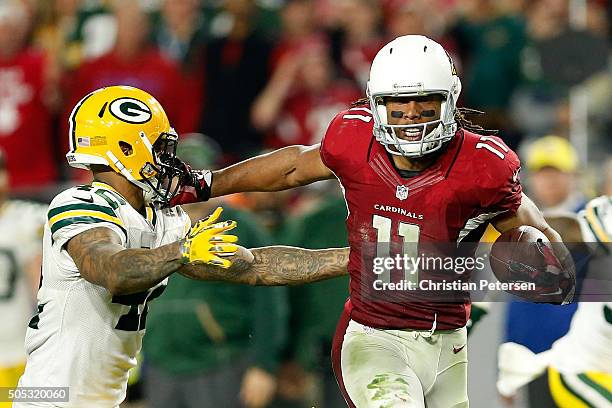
xmin=399 ymin=127 xmax=424 ymax=141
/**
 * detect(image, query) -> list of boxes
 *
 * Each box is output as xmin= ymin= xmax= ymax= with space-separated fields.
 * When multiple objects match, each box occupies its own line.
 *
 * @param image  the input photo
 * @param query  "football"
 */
xmin=489 ymin=226 xmax=565 ymax=302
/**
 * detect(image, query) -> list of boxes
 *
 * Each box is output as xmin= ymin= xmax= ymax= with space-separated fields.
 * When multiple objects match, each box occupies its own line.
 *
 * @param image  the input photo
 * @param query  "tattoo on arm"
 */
xmin=180 ymin=246 xmax=349 ymax=286
xmin=66 ymin=227 xmax=183 ymax=295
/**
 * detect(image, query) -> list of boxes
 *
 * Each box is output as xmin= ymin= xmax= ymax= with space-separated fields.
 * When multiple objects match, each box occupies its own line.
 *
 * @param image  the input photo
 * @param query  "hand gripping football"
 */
xmin=490 ymin=226 xmax=573 ymax=303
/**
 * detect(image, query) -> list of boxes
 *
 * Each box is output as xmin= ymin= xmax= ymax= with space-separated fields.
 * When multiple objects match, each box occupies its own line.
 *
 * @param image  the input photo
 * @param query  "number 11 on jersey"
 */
xmin=372 ymin=215 xmax=421 ymax=285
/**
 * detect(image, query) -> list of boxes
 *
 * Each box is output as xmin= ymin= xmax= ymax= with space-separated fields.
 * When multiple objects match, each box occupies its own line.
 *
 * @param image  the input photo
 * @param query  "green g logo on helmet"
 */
xmin=109 ymin=97 xmax=153 ymax=124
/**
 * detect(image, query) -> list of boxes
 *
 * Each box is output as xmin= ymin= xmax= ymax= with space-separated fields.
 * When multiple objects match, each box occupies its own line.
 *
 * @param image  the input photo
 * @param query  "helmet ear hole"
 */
xmin=119 ymin=141 xmax=134 ymax=157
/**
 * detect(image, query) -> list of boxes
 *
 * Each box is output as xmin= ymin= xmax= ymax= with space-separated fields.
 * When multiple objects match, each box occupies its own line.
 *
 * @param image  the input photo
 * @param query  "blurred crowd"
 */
xmin=0 ymin=0 xmax=607 ymax=196
xmin=0 ymin=0 xmax=610 ymax=407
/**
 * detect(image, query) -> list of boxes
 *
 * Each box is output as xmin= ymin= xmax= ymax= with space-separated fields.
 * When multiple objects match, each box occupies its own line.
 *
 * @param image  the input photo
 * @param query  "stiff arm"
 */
xmin=67 ymin=227 xmax=183 ymax=295
xmin=66 ymin=210 xmax=236 ymax=295
xmin=211 ymin=144 xmax=334 ymax=196
xmin=180 ymin=246 xmax=350 ymax=286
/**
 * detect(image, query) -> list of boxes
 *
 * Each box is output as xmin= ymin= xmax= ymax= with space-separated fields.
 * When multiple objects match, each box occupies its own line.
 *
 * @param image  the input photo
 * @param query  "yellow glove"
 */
xmin=180 ymin=207 xmax=238 ymax=267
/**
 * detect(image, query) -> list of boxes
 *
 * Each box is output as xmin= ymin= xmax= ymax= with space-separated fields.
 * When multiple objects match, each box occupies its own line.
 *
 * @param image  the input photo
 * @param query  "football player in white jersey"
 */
xmin=14 ymin=86 xmax=240 ymax=408
xmin=11 ymin=85 xmax=352 ymax=408
xmin=0 ymin=151 xmax=46 ymax=407
xmin=498 ymin=195 xmax=612 ymax=408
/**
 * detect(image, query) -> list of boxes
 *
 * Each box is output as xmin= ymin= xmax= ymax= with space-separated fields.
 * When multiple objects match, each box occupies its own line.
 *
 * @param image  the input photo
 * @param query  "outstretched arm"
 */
xmin=180 ymin=246 xmax=350 ymax=286
xmin=211 ymin=144 xmax=334 ymax=197
xmin=67 ymin=207 xmax=238 ymax=295
xmin=67 ymin=227 xmax=183 ymax=295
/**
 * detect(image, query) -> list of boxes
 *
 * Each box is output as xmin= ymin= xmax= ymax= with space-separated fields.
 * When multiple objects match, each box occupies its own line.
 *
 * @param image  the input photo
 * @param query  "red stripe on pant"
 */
xmin=331 ymin=300 xmax=357 ymax=408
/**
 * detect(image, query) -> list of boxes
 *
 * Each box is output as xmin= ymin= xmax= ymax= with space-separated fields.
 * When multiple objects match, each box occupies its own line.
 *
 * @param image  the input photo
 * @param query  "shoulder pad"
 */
xmin=321 ymin=107 xmax=374 ymax=172
xmin=462 ymin=131 xmax=521 ymax=188
xmin=48 ymin=186 xmax=126 ymax=238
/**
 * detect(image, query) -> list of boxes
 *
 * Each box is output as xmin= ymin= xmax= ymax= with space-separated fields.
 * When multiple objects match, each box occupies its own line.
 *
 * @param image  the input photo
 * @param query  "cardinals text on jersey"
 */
xmin=320 ymin=106 xmax=522 ymax=331
xmin=323 ymin=105 xmax=521 ymax=408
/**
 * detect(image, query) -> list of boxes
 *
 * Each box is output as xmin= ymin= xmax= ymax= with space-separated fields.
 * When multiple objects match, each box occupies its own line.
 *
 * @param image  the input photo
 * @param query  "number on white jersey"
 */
xmin=112 ymin=285 xmax=166 ymax=332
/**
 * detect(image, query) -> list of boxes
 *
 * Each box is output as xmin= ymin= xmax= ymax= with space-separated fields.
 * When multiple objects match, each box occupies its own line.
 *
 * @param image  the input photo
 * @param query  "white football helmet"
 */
xmin=367 ymin=35 xmax=462 ymax=157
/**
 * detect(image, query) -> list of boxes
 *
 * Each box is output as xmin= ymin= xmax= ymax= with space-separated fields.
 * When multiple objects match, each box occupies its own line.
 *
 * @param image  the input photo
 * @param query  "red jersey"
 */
xmin=0 ymin=50 xmax=56 ymax=189
xmin=320 ymin=106 xmax=522 ymax=330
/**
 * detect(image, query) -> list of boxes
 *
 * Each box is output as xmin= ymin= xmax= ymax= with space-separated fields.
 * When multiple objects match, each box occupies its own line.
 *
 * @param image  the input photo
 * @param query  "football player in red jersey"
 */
xmin=175 ymin=35 xmax=575 ymax=407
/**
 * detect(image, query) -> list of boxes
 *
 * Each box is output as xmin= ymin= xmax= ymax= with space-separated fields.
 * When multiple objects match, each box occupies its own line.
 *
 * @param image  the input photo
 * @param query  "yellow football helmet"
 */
xmin=66 ymin=85 xmax=185 ymax=206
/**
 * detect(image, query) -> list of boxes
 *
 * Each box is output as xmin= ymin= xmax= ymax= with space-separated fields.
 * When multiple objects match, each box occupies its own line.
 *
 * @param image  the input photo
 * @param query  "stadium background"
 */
xmin=0 ymin=0 xmax=609 ymax=407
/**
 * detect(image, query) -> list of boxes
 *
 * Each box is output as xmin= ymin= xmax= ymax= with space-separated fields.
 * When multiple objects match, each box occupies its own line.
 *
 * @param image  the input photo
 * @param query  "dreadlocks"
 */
xmin=453 ymin=107 xmax=498 ymax=135
xmin=350 ymin=98 xmax=369 ymax=108
xmin=349 ymin=98 xmax=498 ymax=135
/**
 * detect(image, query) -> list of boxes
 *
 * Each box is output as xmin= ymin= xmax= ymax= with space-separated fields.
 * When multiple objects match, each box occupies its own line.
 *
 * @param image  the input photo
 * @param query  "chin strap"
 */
xmin=140 ymin=183 xmax=160 ymax=206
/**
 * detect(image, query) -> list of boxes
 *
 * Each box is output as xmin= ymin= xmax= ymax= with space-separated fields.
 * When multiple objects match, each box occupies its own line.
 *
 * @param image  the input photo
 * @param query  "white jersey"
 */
xmin=497 ymin=196 xmax=612 ymax=396
xmin=17 ymin=182 xmax=190 ymax=407
xmin=0 ymin=200 xmax=46 ymax=366
xmin=549 ymin=302 xmax=612 ymax=374
xmin=549 ymin=195 xmax=612 ymax=374
xmin=578 ymin=195 xmax=611 ymax=253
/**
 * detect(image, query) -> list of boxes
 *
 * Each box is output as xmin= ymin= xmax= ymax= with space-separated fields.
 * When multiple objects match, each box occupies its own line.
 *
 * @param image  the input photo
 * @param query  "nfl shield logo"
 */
xmin=396 ymin=185 xmax=409 ymax=200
